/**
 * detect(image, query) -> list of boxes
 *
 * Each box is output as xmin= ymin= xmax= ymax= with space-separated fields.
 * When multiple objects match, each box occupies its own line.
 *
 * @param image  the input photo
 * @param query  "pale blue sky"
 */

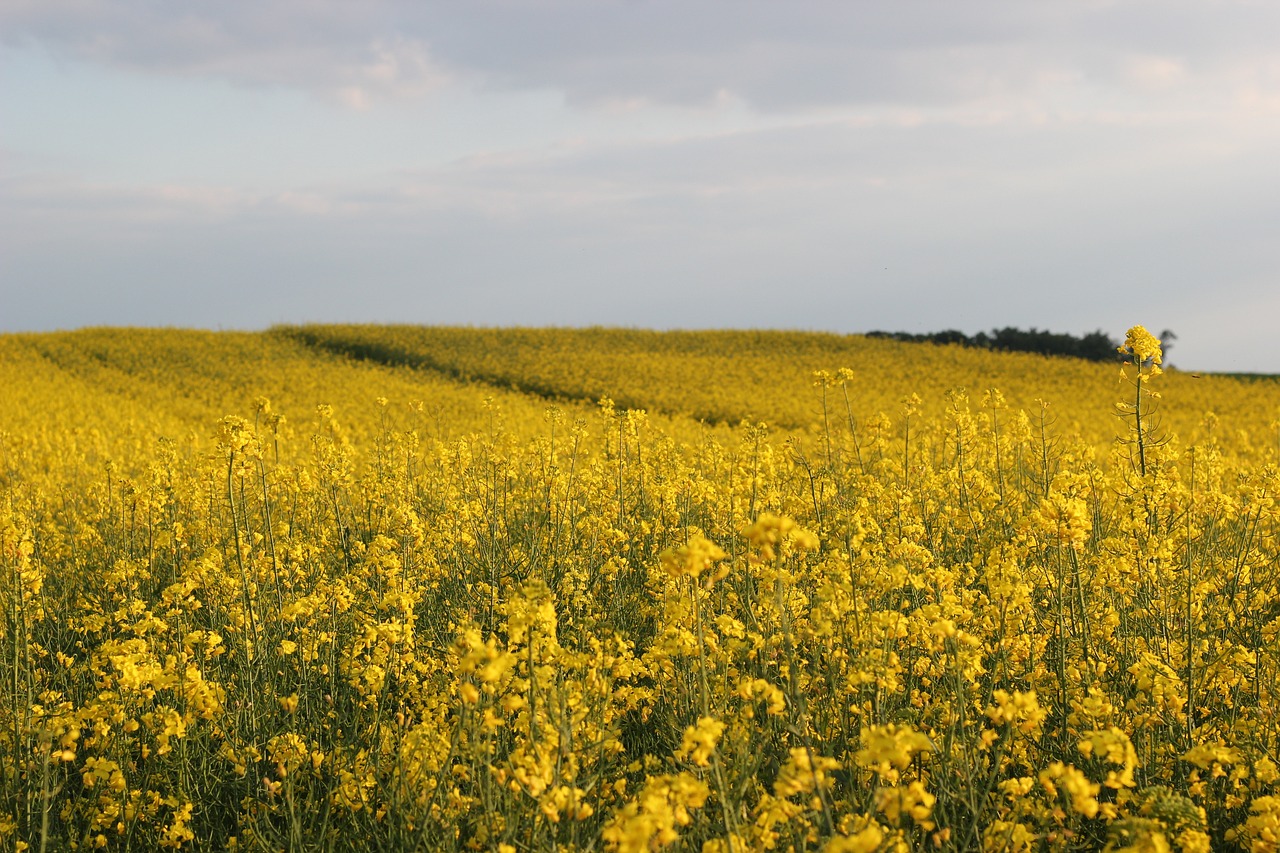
xmin=3 ymin=1 xmax=1279 ymax=371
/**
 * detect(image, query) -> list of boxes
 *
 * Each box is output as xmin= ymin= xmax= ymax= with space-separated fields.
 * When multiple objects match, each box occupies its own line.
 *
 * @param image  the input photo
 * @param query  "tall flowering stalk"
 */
xmin=1117 ymin=325 xmax=1164 ymax=478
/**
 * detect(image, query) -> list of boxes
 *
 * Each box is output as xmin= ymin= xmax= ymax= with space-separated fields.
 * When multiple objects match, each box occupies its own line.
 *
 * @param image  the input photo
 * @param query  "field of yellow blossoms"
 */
xmin=3 ymin=324 xmax=1280 ymax=851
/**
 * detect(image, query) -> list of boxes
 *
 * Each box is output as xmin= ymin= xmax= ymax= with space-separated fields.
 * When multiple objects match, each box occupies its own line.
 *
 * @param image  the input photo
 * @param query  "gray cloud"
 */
xmin=6 ymin=1 xmax=1280 ymax=110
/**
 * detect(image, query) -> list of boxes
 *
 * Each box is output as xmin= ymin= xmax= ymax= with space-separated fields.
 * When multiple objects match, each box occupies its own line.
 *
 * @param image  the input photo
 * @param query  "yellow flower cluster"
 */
xmin=1 ymin=324 xmax=1280 ymax=851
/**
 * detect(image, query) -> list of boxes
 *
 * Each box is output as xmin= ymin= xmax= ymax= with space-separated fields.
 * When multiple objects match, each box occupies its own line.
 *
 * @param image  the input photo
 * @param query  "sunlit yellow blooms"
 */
xmin=602 ymin=773 xmax=709 ymax=853
xmin=1078 ymin=728 xmax=1139 ymax=790
xmin=824 ymin=823 xmax=885 ymax=853
xmin=1128 ymin=653 xmax=1187 ymax=722
xmin=1104 ymin=819 xmax=1172 ymax=853
xmin=983 ymin=820 xmax=1037 ymax=853
xmin=1121 ymin=326 xmax=1164 ymax=366
xmin=4 ymin=324 xmax=1280 ymax=850
xmin=455 ymin=627 xmax=517 ymax=683
xmin=986 ymin=690 xmax=1047 ymax=734
xmin=503 ymin=580 xmax=558 ymax=646
xmin=674 ymin=716 xmax=724 ymax=767
xmin=876 ymin=780 xmax=936 ymax=830
xmin=505 ymin=745 xmax=556 ymax=798
xmin=855 ymin=724 xmax=932 ymax=781
xmin=742 ymin=513 xmax=819 ymax=562
xmin=1030 ymin=493 xmax=1093 ymax=550
xmin=1108 ymin=787 xmax=1210 ymax=853
xmin=737 ymin=677 xmax=787 ymax=715
xmin=660 ymin=534 xmax=727 ymax=581
xmin=81 ymin=757 xmax=126 ymax=792
xmin=1040 ymin=762 xmax=1101 ymax=818
xmin=701 ymin=833 xmax=750 ymax=853
xmin=1175 ymin=830 xmax=1212 ymax=853
xmin=267 ymin=733 xmax=313 ymax=777
xmin=539 ymin=785 xmax=594 ymax=822
xmin=158 ymin=802 xmax=195 ymax=849
xmin=774 ymin=747 xmax=840 ymax=798
xmin=1234 ymin=796 xmax=1280 ymax=853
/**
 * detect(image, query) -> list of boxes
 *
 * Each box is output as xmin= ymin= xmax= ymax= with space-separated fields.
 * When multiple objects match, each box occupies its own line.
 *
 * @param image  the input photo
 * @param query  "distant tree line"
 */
xmin=865 ymin=327 xmax=1136 ymax=362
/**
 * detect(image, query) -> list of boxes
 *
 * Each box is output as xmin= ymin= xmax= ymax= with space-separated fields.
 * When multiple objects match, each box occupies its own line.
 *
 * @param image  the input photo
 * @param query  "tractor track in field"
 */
xmin=273 ymin=326 xmax=777 ymax=429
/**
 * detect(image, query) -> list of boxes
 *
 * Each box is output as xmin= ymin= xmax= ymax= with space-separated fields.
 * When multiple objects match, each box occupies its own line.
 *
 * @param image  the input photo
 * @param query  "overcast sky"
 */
xmin=3 ymin=1 xmax=1278 ymax=371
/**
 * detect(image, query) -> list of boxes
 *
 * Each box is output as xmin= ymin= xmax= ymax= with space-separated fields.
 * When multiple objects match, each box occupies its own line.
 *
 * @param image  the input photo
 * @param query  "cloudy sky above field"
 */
xmin=3 ymin=1 xmax=1279 ymax=371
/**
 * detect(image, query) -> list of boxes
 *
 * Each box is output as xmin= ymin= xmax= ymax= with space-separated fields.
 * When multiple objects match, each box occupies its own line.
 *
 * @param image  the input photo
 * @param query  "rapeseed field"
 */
xmin=3 ymin=325 xmax=1280 ymax=851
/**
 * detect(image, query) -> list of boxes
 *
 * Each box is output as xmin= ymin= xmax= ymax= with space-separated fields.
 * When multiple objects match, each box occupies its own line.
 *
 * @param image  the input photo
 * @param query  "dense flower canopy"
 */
xmin=1 ymin=325 xmax=1279 ymax=851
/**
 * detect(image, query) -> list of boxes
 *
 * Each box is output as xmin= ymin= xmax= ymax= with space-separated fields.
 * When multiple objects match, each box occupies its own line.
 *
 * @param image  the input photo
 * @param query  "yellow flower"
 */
xmin=1040 ymin=762 xmax=1100 ymax=818
xmin=983 ymin=820 xmax=1037 ymax=853
xmin=742 ymin=513 xmax=819 ymax=562
xmin=1079 ymin=727 xmax=1139 ymax=790
xmin=1119 ymin=325 xmax=1163 ymax=365
xmin=660 ymin=534 xmax=727 ymax=580
xmin=855 ymin=723 xmax=932 ymax=782
xmin=158 ymin=801 xmax=195 ymax=849
xmin=824 ymin=824 xmax=884 ymax=853
xmin=1234 ymin=796 xmax=1280 ymax=853
xmin=876 ymin=780 xmax=936 ymax=830
xmin=1174 ymin=829 xmax=1211 ymax=853
xmin=539 ymin=785 xmax=594 ymax=822
xmin=986 ymin=690 xmax=1047 ymax=734
xmin=602 ymin=773 xmax=710 ymax=853
xmin=675 ymin=716 xmax=724 ymax=767
xmin=774 ymin=747 xmax=840 ymax=798
xmin=1030 ymin=495 xmax=1092 ymax=550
